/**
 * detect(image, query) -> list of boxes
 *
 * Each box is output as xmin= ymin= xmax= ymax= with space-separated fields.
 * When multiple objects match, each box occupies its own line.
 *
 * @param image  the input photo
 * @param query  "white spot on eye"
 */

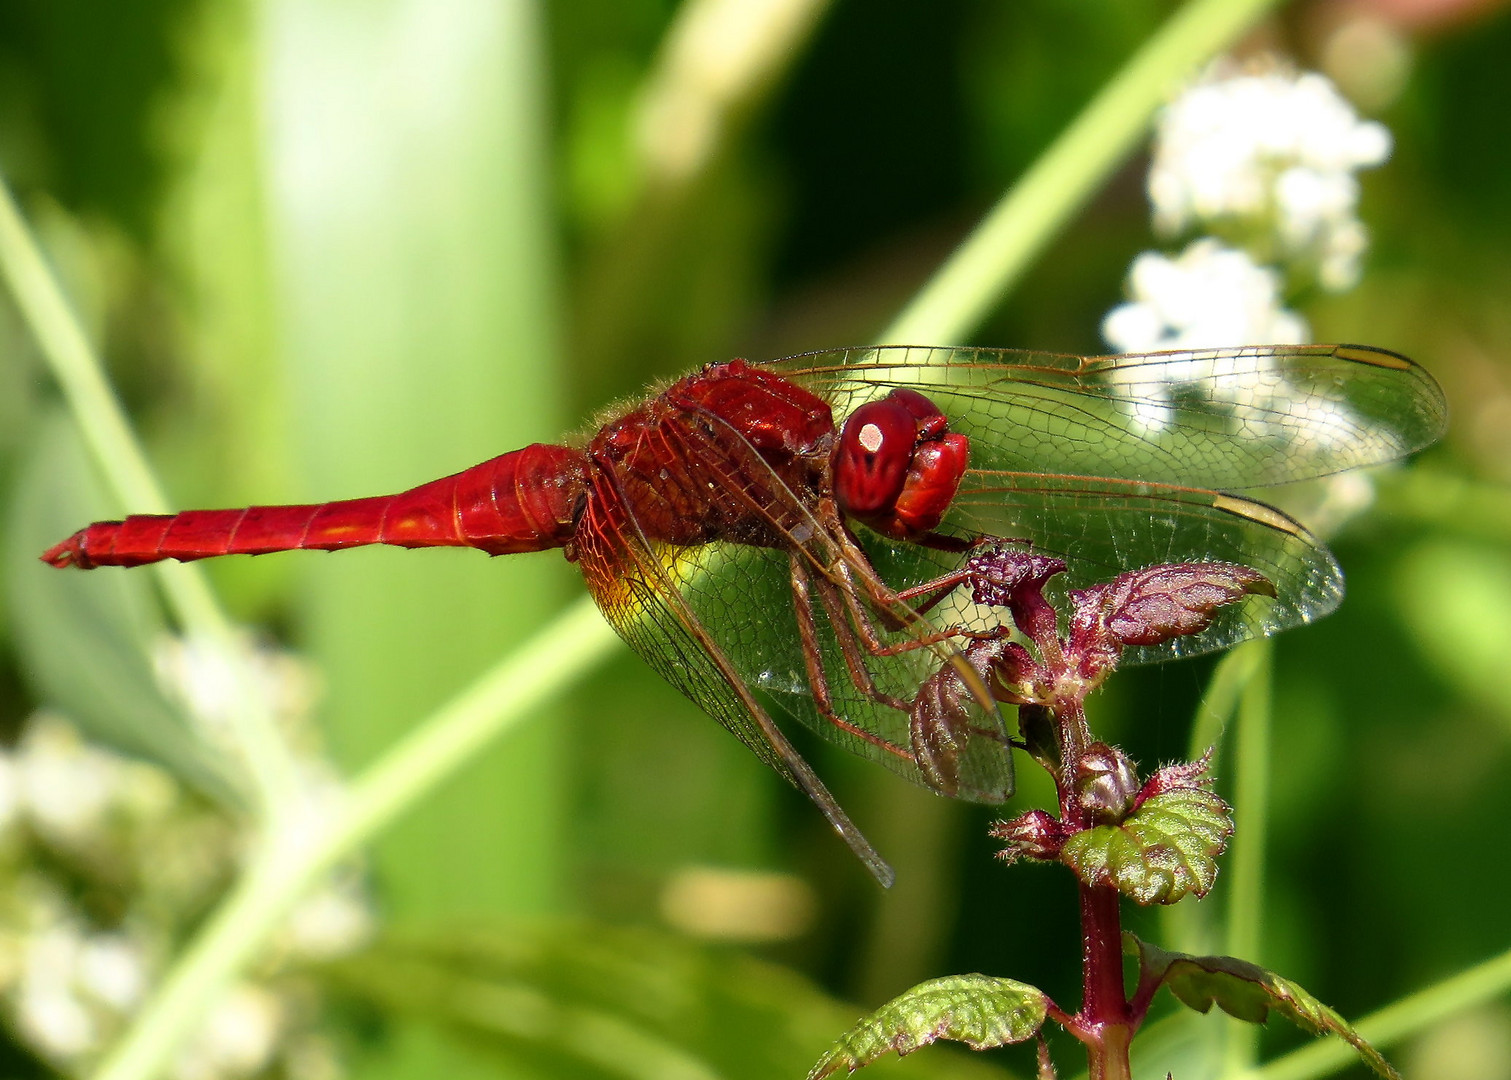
xmin=858 ymin=423 xmax=885 ymax=453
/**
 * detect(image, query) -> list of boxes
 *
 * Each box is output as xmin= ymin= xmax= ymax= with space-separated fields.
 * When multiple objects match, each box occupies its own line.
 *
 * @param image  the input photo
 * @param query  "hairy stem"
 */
xmin=1056 ymin=698 xmax=1092 ymax=822
xmin=1078 ymin=884 xmax=1133 ymax=1080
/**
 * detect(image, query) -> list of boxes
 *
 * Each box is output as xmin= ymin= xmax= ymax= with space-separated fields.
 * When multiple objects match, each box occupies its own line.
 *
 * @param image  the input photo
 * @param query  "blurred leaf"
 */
xmin=323 ymin=922 xmax=1022 ymax=1080
xmin=809 ymin=973 xmax=1048 ymax=1078
xmin=1060 ymin=786 xmax=1231 ymax=905
xmin=262 ymin=0 xmax=574 ymax=914
xmin=0 ymin=0 xmax=196 ymax=238
xmin=1394 ymin=538 xmax=1511 ymax=728
xmin=3 ymin=412 xmax=240 ymax=802
xmin=1126 ymin=935 xmax=1401 ymax=1080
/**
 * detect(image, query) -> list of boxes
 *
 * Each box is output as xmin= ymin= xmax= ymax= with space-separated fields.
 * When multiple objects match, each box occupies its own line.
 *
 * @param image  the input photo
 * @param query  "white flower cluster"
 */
xmin=1104 ymin=60 xmax=1392 ymax=359
xmin=0 ymin=711 xmax=369 ymax=1080
xmin=1147 ymin=61 xmax=1391 ymax=292
xmin=1099 ymin=59 xmax=1392 ymax=532
xmin=154 ymin=633 xmax=322 ymax=761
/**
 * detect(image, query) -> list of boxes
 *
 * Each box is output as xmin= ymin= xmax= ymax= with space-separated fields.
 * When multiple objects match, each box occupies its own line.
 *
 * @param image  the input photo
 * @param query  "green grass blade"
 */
xmin=881 ymin=0 xmax=1282 ymax=346
xmin=0 ymin=172 xmax=296 ymax=817
xmin=1237 ymin=945 xmax=1511 ymax=1080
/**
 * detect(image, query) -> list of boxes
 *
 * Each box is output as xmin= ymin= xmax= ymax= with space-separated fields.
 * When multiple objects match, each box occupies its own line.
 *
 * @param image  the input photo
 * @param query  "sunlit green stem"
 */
xmin=632 ymin=0 xmax=832 ymax=192
xmin=0 ymin=175 xmax=296 ymax=822
xmin=1222 ymin=638 xmax=1273 ymax=1073
xmin=1163 ymin=640 xmax=1269 ymax=960
xmin=882 ymin=0 xmax=1281 ymax=345
xmin=1236 ymin=944 xmax=1511 ymax=1080
xmin=90 ymin=598 xmax=612 ymax=1080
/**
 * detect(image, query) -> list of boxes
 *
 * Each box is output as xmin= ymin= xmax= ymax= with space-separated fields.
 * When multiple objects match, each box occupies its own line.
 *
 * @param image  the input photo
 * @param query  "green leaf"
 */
xmin=809 ymin=973 xmax=1049 ymax=1078
xmin=1126 ymin=936 xmax=1402 ymax=1080
xmin=1060 ymin=786 xmax=1231 ymax=904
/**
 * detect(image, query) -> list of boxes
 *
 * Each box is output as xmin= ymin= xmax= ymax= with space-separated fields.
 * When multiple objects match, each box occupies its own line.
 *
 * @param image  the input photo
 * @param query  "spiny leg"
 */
xmin=810 ymin=564 xmax=913 ymax=714
xmin=788 ymin=552 xmax=915 ymax=764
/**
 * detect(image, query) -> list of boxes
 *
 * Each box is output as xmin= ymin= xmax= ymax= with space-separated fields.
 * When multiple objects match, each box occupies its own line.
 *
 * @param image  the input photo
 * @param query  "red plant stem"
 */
xmin=1078 ymin=882 xmax=1133 ymax=1080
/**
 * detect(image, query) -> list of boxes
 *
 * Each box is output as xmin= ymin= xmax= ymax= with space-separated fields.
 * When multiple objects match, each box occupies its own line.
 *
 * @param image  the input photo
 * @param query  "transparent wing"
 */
xmin=767 ymin=344 xmax=1446 ymax=489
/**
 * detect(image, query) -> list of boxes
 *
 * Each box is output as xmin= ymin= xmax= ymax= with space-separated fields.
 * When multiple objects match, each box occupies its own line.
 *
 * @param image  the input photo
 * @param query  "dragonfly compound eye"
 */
xmin=834 ymin=398 xmax=919 ymax=518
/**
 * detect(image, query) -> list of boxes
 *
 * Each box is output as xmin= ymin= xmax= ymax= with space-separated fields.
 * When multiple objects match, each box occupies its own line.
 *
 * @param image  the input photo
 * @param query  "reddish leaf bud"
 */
xmin=990 ymin=809 xmax=1069 ymax=863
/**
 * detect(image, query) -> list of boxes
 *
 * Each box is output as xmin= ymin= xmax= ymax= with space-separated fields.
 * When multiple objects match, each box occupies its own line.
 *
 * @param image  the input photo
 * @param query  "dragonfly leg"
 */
xmin=815 ymin=549 xmax=1015 ymax=796
xmin=788 ymin=552 xmax=916 ymax=762
xmin=808 ymin=552 xmax=1010 ymax=740
xmin=788 ymin=549 xmax=839 ymax=720
xmin=828 ymin=546 xmax=1001 ymax=656
xmin=811 ymin=566 xmax=914 ymax=714
xmin=891 ymin=566 xmax=977 ymax=616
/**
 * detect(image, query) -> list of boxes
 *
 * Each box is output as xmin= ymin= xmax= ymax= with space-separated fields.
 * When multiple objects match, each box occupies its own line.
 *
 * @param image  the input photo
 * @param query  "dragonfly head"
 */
xmin=834 ymin=389 xmax=969 ymax=541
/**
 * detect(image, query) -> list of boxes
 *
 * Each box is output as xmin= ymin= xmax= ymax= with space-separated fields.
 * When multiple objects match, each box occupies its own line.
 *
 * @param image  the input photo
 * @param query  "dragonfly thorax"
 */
xmin=586 ymin=362 xmax=836 ymax=550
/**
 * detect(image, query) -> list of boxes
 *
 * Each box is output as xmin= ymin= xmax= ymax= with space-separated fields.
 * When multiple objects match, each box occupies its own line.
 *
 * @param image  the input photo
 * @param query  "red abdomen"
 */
xmin=42 ymin=443 xmax=591 ymax=569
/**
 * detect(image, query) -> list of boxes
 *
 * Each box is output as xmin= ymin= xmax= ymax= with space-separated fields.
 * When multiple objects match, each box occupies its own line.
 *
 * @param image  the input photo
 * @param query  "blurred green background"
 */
xmin=1 ymin=0 xmax=1509 ymax=1078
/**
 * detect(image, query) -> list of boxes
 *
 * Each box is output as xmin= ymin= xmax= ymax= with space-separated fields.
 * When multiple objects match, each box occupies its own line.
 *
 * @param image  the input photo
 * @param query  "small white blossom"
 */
xmin=1101 ymin=242 xmax=1365 ymax=451
xmin=284 ymin=877 xmax=374 ymax=959
xmin=17 ymin=923 xmax=96 ymax=1058
xmin=15 ymin=716 xmax=124 ymax=841
xmin=78 ymin=934 xmax=149 ymax=1011
xmin=172 ymin=984 xmax=283 ymax=1080
xmin=17 ymin=982 xmax=96 ymax=1059
xmin=1102 ymin=240 xmax=1308 ymax=356
xmin=154 ymin=635 xmax=321 ymax=755
xmin=1148 ymin=61 xmax=1390 ymax=289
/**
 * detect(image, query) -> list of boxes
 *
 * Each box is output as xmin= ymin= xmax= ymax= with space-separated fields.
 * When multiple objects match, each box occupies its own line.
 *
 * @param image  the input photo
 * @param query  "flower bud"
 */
xmin=1075 ymin=743 xmax=1140 ymax=824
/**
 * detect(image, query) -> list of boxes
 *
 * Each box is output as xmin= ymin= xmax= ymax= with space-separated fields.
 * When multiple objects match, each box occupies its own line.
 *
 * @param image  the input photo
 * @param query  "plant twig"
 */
xmin=0 ymin=175 xmax=297 ymax=821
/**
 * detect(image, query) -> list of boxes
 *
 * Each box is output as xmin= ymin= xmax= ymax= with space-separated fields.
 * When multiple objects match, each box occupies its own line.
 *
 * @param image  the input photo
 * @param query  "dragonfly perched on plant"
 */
xmin=44 ymin=345 xmax=1445 ymax=885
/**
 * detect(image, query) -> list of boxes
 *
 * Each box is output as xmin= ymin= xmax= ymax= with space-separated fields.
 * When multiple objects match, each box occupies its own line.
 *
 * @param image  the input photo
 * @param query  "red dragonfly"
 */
xmin=44 ymin=345 xmax=1445 ymax=884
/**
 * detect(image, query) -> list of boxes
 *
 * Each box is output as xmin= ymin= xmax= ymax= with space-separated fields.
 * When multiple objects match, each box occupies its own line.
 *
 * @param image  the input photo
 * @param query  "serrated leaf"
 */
xmin=809 ymin=974 xmax=1049 ymax=1078
xmin=1126 ymin=936 xmax=1401 ymax=1080
xmin=1059 ymin=787 xmax=1231 ymax=904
